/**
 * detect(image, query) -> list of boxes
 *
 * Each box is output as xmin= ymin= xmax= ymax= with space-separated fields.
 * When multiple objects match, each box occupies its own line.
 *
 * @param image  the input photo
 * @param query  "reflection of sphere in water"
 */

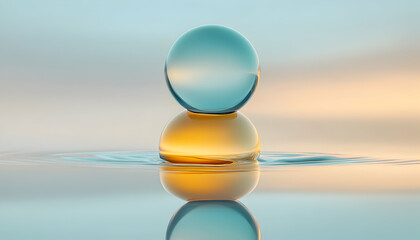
xmin=160 ymin=160 xmax=260 ymax=201
xmin=159 ymin=111 xmax=260 ymax=164
xmin=167 ymin=201 xmax=260 ymax=240
xmin=165 ymin=25 xmax=260 ymax=114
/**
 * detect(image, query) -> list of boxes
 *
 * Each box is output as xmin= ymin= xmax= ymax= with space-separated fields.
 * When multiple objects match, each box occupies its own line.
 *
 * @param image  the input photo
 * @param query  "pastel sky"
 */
xmin=1 ymin=0 xmax=419 ymax=158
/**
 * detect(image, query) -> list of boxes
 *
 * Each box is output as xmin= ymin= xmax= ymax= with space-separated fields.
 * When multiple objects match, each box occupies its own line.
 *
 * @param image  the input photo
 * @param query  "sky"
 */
xmin=0 ymin=0 xmax=419 ymax=159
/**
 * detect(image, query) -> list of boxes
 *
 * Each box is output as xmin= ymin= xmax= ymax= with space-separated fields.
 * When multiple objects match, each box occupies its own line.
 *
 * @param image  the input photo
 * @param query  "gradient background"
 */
xmin=1 ymin=0 xmax=419 ymax=159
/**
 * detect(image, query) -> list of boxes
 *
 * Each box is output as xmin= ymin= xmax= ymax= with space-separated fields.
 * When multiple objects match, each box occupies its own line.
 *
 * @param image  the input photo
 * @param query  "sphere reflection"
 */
xmin=159 ymin=110 xmax=260 ymax=164
xmin=167 ymin=201 xmax=260 ymax=240
xmin=160 ymin=160 xmax=259 ymax=201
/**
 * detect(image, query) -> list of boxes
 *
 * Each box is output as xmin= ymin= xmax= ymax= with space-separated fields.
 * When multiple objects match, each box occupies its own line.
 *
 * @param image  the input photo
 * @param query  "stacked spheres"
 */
xmin=160 ymin=25 xmax=261 ymax=164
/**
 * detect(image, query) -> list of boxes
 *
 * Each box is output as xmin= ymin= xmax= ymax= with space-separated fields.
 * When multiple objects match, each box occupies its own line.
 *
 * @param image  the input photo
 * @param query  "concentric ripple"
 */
xmin=1 ymin=151 xmax=418 ymax=168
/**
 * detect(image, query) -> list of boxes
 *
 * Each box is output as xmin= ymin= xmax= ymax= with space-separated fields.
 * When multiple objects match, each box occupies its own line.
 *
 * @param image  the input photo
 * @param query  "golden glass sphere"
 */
xmin=160 ymin=160 xmax=260 ymax=201
xmin=159 ymin=111 xmax=260 ymax=164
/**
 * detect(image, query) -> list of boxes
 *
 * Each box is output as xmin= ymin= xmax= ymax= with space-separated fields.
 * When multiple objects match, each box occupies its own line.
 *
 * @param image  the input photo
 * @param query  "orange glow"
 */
xmin=258 ymin=163 xmax=420 ymax=192
xmin=160 ymin=160 xmax=260 ymax=201
xmin=159 ymin=111 xmax=260 ymax=164
xmin=248 ymin=70 xmax=420 ymax=119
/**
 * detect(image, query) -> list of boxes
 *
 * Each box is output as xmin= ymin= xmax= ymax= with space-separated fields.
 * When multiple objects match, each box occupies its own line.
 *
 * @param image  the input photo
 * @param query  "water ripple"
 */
xmin=1 ymin=151 xmax=418 ymax=168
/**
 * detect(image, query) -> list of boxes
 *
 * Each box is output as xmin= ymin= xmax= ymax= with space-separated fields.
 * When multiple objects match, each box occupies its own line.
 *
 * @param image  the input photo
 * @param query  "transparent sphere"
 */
xmin=159 ymin=110 xmax=260 ymax=164
xmin=167 ymin=201 xmax=260 ymax=240
xmin=160 ymin=160 xmax=260 ymax=201
xmin=165 ymin=25 xmax=260 ymax=114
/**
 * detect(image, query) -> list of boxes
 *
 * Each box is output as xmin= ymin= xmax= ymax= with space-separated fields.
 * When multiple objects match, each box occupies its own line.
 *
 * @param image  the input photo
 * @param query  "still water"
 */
xmin=0 ymin=152 xmax=419 ymax=239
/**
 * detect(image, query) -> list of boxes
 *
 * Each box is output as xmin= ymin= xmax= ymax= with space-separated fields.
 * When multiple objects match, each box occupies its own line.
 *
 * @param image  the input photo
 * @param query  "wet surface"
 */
xmin=0 ymin=151 xmax=419 ymax=239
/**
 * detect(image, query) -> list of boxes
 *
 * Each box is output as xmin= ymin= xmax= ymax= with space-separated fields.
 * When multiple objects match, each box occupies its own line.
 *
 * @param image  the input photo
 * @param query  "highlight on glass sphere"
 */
xmin=159 ymin=110 xmax=260 ymax=164
xmin=160 ymin=160 xmax=260 ymax=201
xmin=165 ymin=25 xmax=260 ymax=114
xmin=166 ymin=201 xmax=260 ymax=240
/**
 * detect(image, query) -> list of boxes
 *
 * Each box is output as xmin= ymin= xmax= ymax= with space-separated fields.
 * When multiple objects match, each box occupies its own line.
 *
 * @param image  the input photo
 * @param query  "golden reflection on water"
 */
xmin=160 ymin=160 xmax=260 ymax=201
xmin=258 ymin=163 xmax=420 ymax=192
xmin=159 ymin=111 xmax=260 ymax=164
xmin=166 ymin=201 xmax=260 ymax=240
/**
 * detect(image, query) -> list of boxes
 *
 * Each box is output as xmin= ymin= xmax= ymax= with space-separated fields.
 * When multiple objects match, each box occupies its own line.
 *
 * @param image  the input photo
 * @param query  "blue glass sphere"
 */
xmin=167 ymin=201 xmax=260 ymax=240
xmin=165 ymin=25 xmax=260 ymax=114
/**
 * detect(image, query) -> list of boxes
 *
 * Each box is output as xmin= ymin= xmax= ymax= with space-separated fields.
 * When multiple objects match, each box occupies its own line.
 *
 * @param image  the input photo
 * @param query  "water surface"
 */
xmin=0 ymin=151 xmax=419 ymax=239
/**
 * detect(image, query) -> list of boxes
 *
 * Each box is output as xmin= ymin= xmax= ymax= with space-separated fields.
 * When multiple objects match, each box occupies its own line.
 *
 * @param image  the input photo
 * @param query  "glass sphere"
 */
xmin=165 ymin=25 xmax=260 ymax=114
xmin=160 ymin=160 xmax=260 ymax=201
xmin=167 ymin=201 xmax=260 ymax=240
xmin=159 ymin=111 xmax=260 ymax=164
